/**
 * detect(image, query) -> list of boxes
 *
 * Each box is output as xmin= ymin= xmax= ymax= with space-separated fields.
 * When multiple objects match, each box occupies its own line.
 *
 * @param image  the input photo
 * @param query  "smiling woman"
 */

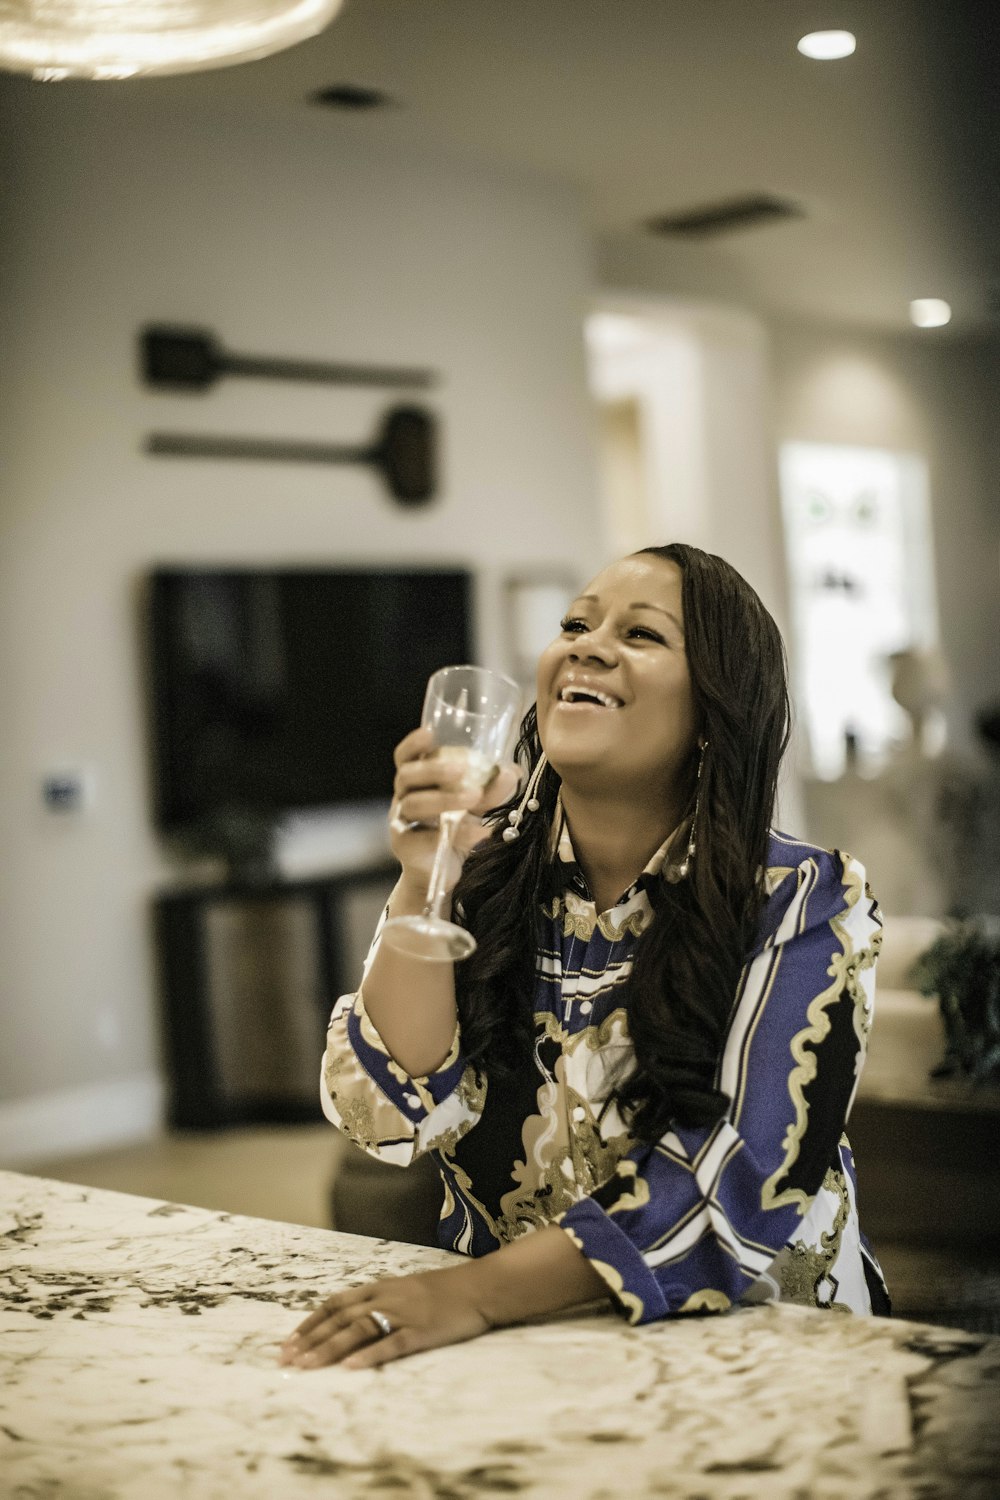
xmin=535 ymin=555 xmax=698 ymax=875
xmin=280 ymin=543 xmax=889 ymax=1373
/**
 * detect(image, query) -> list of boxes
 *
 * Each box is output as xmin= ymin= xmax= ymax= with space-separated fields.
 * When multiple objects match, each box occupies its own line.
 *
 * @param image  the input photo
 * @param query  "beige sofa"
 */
xmin=849 ymin=915 xmax=1000 ymax=1247
xmin=330 ymin=1136 xmax=443 ymax=1247
xmin=857 ymin=914 xmax=946 ymax=1104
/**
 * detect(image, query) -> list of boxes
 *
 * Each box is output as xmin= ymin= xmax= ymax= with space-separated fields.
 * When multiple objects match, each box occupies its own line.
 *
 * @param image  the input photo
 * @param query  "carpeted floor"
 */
xmin=27 ymin=1125 xmax=346 ymax=1231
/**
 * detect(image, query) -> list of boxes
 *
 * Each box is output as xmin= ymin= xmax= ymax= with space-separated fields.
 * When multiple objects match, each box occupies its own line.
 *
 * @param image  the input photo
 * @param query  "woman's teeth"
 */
xmin=558 ymin=688 xmax=622 ymax=708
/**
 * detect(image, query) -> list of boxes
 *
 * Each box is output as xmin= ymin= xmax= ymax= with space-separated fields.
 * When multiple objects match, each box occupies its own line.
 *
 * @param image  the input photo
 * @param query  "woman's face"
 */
xmin=536 ymin=554 xmax=699 ymax=798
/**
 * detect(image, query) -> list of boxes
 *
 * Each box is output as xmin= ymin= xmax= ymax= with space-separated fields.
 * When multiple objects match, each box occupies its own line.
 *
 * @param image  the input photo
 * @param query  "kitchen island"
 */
xmin=2 ymin=1169 xmax=998 ymax=1499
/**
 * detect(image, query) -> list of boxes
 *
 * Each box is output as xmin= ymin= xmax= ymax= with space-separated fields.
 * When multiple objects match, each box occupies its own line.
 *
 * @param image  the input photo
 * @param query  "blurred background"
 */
xmin=1 ymin=0 xmax=998 ymax=1330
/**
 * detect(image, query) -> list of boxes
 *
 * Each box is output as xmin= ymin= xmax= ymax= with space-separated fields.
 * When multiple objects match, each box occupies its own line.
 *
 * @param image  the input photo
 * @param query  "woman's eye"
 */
xmin=627 ymin=626 xmax=665 ymax=644
xmin=559 ymin=617 xmax=588 ymax=634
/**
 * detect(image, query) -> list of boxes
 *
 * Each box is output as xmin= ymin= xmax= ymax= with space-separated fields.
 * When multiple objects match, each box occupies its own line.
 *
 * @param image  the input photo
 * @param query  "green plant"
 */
xmin=908 ymin=921 xmax=1000 ymax=1085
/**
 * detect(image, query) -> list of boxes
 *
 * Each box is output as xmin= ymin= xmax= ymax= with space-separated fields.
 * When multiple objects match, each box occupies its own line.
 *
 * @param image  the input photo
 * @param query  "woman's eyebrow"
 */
xmin=572 ymin=595 xmax=684 ymax=634
xmin=630 ymin=601 xmax=683 ymax=628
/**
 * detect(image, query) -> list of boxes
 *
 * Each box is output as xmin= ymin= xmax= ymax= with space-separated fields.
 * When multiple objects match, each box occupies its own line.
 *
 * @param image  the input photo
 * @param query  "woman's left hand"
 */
xmin=278 ymin=1265 xmax=491 ymax=1371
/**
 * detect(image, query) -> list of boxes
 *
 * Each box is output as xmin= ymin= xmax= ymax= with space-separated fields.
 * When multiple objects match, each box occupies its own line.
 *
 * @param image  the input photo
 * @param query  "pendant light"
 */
xmin=0 ymin=0 xmax=344 ymax=82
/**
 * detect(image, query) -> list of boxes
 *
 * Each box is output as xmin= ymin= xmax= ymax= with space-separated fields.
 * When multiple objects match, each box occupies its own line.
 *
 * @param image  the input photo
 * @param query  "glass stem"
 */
xmin=424 ymin=811 xmax=464 ymax=922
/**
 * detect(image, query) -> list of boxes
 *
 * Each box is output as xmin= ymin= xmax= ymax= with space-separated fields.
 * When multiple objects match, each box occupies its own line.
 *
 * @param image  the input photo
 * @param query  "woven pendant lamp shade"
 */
xmin=0 ymin=0 xmax=343 ymax=80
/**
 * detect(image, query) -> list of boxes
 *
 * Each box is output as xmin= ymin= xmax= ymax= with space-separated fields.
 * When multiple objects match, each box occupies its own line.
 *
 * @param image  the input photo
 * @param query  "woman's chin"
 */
xmin=543 ymin=716 xmax=620 ymax=759
xmin=546 ymin=747 xmax=624 ymax=786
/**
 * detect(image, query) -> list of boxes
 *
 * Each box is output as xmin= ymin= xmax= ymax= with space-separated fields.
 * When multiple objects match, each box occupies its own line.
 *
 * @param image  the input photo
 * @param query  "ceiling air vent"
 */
xmin=645 ymin=194 xmax=804 ymax=238
xmin=311 ymin=84 xmax=394 ymax=110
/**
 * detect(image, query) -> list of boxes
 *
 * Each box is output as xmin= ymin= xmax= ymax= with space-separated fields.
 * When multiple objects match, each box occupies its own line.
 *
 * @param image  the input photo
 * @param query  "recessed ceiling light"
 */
xmin=797 ymin=30 xmax=857 ymax=60
xmin=909 ymin=299 xmax=952 ymax=328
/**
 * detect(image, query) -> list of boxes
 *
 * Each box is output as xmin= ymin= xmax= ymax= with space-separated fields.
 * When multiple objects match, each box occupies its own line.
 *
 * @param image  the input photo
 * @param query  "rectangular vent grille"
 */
xmin=646 ymin=194 xmax=803 ymax=237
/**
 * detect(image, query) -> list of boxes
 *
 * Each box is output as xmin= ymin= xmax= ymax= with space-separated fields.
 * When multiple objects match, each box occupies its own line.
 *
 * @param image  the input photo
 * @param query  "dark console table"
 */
xmin=153 ymin=864 xmax=398 ymax=1129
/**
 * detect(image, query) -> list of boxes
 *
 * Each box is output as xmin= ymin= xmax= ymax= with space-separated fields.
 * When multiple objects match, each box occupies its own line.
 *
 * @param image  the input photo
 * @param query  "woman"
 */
xmin=279 ymin=544 xmax=889 ymax=1372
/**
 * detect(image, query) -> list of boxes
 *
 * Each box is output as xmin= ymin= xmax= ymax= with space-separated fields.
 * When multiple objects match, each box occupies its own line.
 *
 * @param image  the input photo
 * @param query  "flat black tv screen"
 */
xmin=148 ymin=567 xmax=473 ymax=830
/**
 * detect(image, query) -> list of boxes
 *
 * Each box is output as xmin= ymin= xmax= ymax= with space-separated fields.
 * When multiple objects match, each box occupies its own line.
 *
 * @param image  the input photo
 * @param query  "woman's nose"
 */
xmin=568 ymin=632 xmax=617 ymax=666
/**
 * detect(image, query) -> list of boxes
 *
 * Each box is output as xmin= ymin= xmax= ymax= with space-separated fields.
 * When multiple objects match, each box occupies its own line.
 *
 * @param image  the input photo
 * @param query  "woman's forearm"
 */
xmin=279 ymin=1223 xmax=613 ymax=1372
xmin=463 ymin=1224 xmax=612 ymax=1327
xmin=360 ymin=878 xmax=460 ymax=1077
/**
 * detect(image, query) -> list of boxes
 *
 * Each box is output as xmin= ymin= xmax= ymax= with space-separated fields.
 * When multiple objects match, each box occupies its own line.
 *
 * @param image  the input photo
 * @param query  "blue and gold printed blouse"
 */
xmin=320 ymin=821 xmax=890 ymax=1324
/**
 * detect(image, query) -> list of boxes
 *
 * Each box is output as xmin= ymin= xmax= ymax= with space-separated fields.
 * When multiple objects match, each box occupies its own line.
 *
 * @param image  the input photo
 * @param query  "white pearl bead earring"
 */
xmin=502 ymin=754 xmax=547 ymax=841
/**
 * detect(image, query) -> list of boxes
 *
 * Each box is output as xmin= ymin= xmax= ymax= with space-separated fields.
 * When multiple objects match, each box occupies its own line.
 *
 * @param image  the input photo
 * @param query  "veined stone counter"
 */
xmin=2 ymin=1170 xmax=997 ymax=1499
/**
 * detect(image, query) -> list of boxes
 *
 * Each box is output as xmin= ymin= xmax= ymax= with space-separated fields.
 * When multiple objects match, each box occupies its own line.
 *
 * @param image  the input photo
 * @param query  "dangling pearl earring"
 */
xmin=669 ymin=740 xmax=707 ymax=881
xmin=503 ymin=754 xmax=547 ymax=841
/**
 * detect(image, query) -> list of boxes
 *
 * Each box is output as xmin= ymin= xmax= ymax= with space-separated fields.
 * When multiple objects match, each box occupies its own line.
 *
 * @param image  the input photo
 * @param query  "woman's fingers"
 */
xmin=287 ymin=1288 xmax=362 ymax=1338
xmin=392 ymin=744 xmax=484 ymax=828
xmin=342 ymin=1327 xmax=420 ymax=1371
xmin=284 ymin=1311 xmax=388 ymax=1369
xmin=277 ymin=1268 xmax=491 ymax=1372
xmin=280 ymin=1294 xmax=387 ymax=1368
xmin=387 ymin=734 xmax=523 ymax=887
xmin=394 ymin=756 xmax=458 ymax=797
xmin=281 ymin=1289 xmax=370 ymax=1351
xmin=393 ymin=757 xmax=521 ymax=819
xmin=392 ymin=727 xmax=435 ymax=769
xmin=279 ymin=1311 xmax=365 ymax=1365
xmin=394 ymin=787 xmax=480 ymax=824
xmin=393 ymin=753 xmax=481 ymax=800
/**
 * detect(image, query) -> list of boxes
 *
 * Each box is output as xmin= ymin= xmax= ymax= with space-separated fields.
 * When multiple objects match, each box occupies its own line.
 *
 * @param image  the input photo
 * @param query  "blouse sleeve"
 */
xmin=554 ymin=848 xmax=881 ymax=1324
xmin=319 ymin=893 xmax=487 ymax=1165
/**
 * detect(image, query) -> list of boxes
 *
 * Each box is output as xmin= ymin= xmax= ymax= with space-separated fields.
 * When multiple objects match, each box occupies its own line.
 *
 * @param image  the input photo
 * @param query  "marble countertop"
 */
xmin=2 ymin=1170 xmax=998 ymax=1499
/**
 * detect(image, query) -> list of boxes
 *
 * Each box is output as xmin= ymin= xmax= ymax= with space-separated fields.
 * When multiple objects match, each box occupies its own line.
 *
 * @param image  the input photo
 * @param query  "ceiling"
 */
xmin=25 ymin=0 xmax=1000 ymax=334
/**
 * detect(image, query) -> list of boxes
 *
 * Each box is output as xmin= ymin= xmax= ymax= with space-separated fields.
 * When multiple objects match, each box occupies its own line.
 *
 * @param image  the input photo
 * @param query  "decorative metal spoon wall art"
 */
xmin=140 ymin=326 xmax=440 ymax=505
xmin=140 ymin=326 xmax=436 ymax=393
xmin=146 ymin=406 xmax=437 ymax=506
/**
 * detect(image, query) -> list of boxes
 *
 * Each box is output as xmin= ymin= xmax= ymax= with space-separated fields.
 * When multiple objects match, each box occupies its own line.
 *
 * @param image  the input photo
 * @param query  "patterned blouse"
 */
xmin=320 ymin=820 xmax=890 ymax=1324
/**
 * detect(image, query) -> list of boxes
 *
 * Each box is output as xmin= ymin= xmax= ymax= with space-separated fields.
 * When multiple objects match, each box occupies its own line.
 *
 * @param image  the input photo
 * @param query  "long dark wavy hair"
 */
xmin=451 ymin=543 xmax=791 ymax=1143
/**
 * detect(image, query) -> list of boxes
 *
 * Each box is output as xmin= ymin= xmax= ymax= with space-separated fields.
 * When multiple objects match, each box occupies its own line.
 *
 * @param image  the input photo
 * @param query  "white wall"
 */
xmin=769 ymin=323 xmax=1000 ymax=760
xmin=588 ymin=303 xmax=790 ymax=628
xmin=586 ymin=300 xmax=803 ymax=829
xmin=0 ymin=80 xmax=601 ymax=1158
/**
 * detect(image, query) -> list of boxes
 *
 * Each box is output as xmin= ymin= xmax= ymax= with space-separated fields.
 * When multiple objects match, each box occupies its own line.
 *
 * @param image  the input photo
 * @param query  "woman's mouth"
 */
xmin=556 ymin=685 xmax=624 ymax=710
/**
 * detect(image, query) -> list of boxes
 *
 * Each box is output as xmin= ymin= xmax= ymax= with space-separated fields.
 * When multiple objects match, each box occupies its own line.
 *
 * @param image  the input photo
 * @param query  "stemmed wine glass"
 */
xmin=381 ymin=665 xmax=521 ymax=962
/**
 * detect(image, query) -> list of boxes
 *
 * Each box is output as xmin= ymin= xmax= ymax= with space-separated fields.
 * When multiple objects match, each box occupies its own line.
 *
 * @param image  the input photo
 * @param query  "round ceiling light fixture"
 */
xmin=0 ymin=0 xmax=344 ymax=81
xmin=797 ymin=30 xmax=857 ymax=60
xmin=909 ymin=299 xmax=952 ymax=329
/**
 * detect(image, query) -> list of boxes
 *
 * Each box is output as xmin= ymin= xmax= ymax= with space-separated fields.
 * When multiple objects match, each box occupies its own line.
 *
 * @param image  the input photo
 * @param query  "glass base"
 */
xmin=380 ymin=914 xmax=477 ymax=963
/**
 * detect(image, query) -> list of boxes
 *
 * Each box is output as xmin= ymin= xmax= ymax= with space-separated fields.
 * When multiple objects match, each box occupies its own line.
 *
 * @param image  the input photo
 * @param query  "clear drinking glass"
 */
xmin=380 ymin=665 xmax=521 ymax=963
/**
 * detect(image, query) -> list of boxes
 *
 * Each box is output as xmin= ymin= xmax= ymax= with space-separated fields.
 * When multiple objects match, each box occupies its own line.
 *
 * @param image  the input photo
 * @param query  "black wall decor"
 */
xmin=139 ymin=325 xmax=440 ymax=505
xmin=140 ymin=326 xmax=436 ymax=391
xmin=147 ymin=404 xmax=437 ymax=505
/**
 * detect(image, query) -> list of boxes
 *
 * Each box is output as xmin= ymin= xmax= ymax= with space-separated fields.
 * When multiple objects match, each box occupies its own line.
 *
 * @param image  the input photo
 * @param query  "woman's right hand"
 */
xmin=389 ymin=728 xmax=519 ymax=901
